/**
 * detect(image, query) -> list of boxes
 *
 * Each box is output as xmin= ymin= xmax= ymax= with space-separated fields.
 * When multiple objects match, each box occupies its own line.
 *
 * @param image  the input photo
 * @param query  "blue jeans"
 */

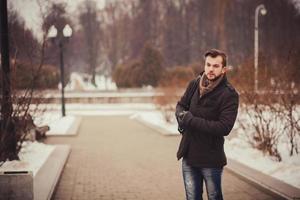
xmin=182 ymin=158 xmax=223 ymax=200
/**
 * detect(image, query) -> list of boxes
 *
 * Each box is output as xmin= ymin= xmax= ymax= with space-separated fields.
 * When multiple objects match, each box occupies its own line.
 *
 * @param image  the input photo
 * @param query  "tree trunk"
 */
xmin=0 ymin=0 xmax=18 ymax=161
xmin=215 ymin=0 xmax=228 ymax=50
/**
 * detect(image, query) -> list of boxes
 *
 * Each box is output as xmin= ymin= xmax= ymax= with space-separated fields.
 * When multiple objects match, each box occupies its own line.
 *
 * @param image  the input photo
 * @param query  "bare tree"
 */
xmin=154 ymin=66 xmax=195 ymax=122
xmin=79 ymin=0 xmax=101 ymax=86
xmin=103 ymin=2 xmax=119 ymax=70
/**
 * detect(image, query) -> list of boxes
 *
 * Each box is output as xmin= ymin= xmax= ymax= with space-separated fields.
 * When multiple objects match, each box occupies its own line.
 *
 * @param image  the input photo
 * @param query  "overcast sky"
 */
xmin=9 ymin=0 xmax=106 ymax=41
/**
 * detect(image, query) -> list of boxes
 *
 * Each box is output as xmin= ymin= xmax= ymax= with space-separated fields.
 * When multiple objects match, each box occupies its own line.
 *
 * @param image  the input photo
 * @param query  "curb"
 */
xmin=0 ymin=171 xmax=33 ymax=200
xmin=34 ymin=145 xmax=71 ymax=200
xmin=46 ymin=116 xmax=82 ymax=136
xmin=65 ymin=116 xmax=82 ymax=135
xmin=226 ymin=158 xmax=300 ymax=200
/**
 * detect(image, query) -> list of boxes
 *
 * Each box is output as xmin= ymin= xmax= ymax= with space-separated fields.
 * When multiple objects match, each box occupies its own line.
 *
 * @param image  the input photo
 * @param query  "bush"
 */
xmin=140 ymin=43 xmax=164 ymax=87
xmin=159 ymin=66 xmax=195 ymax=87
xmin=155 ymin=66 xmax=195 ymax=122
xmin=189 ymin=62 xmax=203 ymax=77
xmin=229 ymin=58 xmax=254 ymax=92
xmin=153 ymin=86 xmax=178 ymax=123
xmin=113 ymin=63 xmax=130 ymax=88
xmin=236 ymin=63 xmax=300 ymax=161
xmin=112 ymin=44 xmax=165 ymax=88
xmin=113 ymin=60 xmax=144 ymax=88
xmin=238 ymin=93 xmax=283 ymax=161
xmin=9 ymin=61 xmax=60 ymax=89
xmin=40 ymin=65 xmax=61 ymax=88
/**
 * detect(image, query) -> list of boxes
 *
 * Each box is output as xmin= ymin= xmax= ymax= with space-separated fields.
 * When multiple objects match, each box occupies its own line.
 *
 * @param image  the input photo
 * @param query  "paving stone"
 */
xmin=46 ymin=116 xmax=280 ymax=200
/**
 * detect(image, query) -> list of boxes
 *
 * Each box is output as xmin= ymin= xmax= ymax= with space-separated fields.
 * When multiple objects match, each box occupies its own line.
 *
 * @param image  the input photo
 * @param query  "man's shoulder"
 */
xmin=224 ymin=82 xmax=239 ymax=96
xmin=188 ymin=75 xmax=201 ymax=87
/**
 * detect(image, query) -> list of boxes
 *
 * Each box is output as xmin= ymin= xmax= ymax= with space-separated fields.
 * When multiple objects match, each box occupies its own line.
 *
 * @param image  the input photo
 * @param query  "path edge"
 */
xmin=34 ymin=144 xmax=71 ymax=200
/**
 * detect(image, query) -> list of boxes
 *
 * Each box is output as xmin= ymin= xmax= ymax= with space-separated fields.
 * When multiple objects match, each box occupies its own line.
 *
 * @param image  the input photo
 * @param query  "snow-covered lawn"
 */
xmin=0 ymin=142 xmax=54 ymax=177
xmin=225 ymin=136 xmax=300 ymax=188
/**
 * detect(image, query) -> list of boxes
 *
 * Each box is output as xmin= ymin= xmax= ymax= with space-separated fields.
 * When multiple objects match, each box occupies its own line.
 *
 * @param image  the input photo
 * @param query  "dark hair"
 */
xmin=204 ymin=49 xmax=227 ymax=67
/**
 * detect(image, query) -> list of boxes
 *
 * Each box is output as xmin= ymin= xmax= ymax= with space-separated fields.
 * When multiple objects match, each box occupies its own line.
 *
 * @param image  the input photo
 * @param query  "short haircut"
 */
xmin=204 ymin=49 xmax=227 ymax=67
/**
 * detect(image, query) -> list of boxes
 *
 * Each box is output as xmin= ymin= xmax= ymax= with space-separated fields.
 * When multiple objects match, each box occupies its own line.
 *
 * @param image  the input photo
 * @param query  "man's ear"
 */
xmin=222 ymin=66 xmax=227 ymax=74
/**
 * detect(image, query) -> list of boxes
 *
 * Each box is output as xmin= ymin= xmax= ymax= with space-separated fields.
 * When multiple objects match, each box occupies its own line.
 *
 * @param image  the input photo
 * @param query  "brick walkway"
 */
xmin=46 ymin=116 xmax=280 ymax=200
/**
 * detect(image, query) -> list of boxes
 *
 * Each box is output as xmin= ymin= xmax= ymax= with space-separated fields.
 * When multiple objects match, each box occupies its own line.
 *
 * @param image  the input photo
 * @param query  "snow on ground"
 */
xmin=65 ymin=72 xmax=117 ymax=91
xmin=225 ymin=136 xmax=300 ymax=189
xmin=130 ymin=107 xmax=300 ymax=189
xmin=0 ymin=141 xmax=55 ymax=176
xmin=47 ymin=115 xmax=77 ymax=135
xmin=44 ymin=91 xmax=160 ymax=98
xmin=1 ymin=103 xmax=299 ymax=190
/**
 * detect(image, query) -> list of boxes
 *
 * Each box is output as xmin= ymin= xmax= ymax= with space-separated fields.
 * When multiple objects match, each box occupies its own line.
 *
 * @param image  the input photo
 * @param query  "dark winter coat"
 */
xmin=175 ymin=74 xmax=239 ymax=168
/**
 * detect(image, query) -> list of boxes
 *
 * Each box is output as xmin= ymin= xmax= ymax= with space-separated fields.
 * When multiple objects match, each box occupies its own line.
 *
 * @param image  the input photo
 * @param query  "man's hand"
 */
xmin=178 ymin=111 xmax=187 ymax=120
xmin=178 ymin=111 xmax=193 ymax=128
xmin=182 ymin=111 xmax=193 ymax=127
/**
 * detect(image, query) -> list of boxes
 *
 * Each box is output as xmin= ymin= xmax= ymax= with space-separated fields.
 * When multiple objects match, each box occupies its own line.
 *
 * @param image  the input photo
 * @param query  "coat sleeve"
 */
xmin=185 ymin=90 xmax=239 ymax=137
xmin=175 ymin=80 xmax=195 ymax=119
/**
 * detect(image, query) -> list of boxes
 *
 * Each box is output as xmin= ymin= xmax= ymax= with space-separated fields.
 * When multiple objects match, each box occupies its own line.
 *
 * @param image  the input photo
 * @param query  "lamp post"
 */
xmin=254 ymin=4 xmax=267 ymax=93
xmin=47 ymin=24 xmax=72 ymax=117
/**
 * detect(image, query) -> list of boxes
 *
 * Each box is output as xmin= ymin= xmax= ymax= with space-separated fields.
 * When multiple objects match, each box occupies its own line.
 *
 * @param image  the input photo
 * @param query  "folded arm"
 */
xmin=182 ymin=92 xmax=239 ymax=137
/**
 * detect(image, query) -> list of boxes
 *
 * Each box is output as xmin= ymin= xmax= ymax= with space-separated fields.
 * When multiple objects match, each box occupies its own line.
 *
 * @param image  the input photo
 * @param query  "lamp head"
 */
xmin=261 ymin=8 xmax=267 ymax=15
xmin=47 ymin=25 xmax=58 ymax=38
xmin=63 ymin=24 xmax=72 ymax=37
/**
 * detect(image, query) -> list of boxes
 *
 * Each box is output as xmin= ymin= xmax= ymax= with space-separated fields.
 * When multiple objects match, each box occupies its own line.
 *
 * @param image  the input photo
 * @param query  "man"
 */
xmin=175 ymin=49 xmax=239 ymax=200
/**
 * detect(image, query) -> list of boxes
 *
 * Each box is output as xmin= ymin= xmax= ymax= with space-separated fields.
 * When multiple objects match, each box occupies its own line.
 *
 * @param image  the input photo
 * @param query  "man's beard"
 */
xmin=206 ymin=73 xmax=223 ymax=81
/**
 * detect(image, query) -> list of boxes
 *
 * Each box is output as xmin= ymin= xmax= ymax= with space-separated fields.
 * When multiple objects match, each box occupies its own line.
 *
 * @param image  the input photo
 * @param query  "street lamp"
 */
xmin=47 ymin=24 xmax=72 ymax=117
xmin=254 ymin=4 xmax=267 ymax=93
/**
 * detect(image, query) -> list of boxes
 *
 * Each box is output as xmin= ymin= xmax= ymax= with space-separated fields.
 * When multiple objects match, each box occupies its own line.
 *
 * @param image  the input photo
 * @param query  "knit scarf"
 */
xmin=199 ymin=73 xmax=224 ymax=98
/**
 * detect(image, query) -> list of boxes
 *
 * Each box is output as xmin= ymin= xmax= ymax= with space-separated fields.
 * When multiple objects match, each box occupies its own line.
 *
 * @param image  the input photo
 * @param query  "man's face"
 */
xmin=204 ymin=55 xmax=226 ymax=81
